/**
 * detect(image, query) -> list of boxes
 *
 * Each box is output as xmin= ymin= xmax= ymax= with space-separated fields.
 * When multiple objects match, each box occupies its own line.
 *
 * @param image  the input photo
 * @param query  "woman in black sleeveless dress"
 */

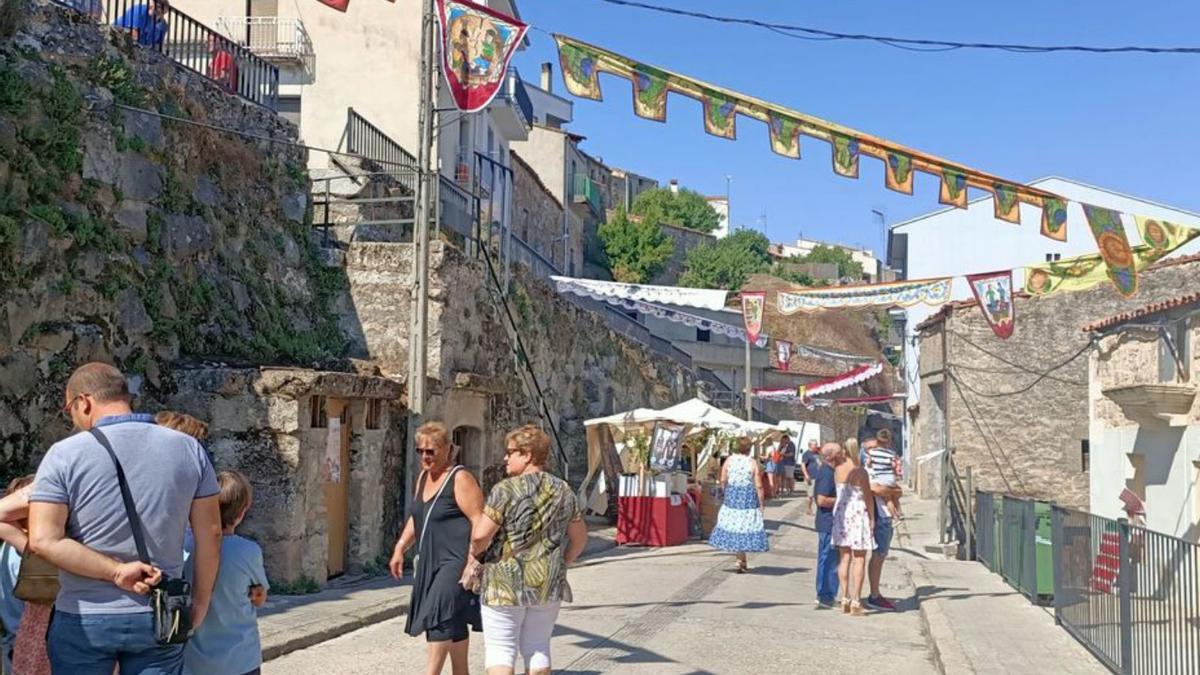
xmin=388 ymin=422 xmax=485 ymax=675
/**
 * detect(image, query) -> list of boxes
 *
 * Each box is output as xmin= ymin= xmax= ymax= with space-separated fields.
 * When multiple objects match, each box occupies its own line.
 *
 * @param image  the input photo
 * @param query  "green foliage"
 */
xmin=0 ymin=63 xmax=29 ymax=116
xmin=87 ymin=56 xmax=143 ymax=106
xmin=796 ymin=244 xmax=864 ymax=280
xmin=629 ymin=187 xmax=720 ymax=234
xmin=598 ymin=209 xmax=674 ymax=283
xmin=270 ymin=575 xmax=320 ymax=596
xmin=772 ymin=264 xmax=817 ymax=287
xmin=679 ymin=229 xmax=772 ymax=290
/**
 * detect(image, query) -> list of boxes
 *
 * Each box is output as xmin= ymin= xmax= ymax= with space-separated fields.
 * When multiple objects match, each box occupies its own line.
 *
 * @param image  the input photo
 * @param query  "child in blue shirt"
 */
xmin=184 ymin=471 xmax=268 ymax=675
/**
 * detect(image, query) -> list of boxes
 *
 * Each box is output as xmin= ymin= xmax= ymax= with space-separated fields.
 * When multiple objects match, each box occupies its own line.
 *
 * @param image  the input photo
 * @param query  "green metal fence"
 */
xmin=975 ymin=492 xmax=1054 ymax=603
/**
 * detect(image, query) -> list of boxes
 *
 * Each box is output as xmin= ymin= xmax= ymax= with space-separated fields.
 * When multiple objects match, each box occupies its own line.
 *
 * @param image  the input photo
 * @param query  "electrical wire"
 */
xmin=945 ymin=339 xmax=1093 ymax=398
xmin=947 ymin=328 xmax=1087 ymax=386
xmin=592 ymin=0 xmax=1200 ymax=56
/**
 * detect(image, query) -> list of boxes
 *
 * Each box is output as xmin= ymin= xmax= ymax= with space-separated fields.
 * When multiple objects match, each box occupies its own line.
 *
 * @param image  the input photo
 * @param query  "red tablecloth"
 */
xmin=616 ymin=496 xmax=688 ymax=547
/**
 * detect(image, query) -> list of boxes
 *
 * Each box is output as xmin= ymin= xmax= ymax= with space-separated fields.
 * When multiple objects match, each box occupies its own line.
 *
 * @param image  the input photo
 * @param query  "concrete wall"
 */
xmin=1090 ymin=317 xmax=1200 ymax=541
xmin=914 ymin=258 xmax=1200 ymax=510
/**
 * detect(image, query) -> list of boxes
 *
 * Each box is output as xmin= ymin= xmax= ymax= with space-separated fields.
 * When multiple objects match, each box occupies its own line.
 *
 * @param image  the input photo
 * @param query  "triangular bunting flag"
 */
xmin=741 ymin=292 xmax=765 ymax=345
xmin=437 ymin=0 xmax=528 ymax=113
xmin=966 ymin=271 xmax=1015 ymax=339
xmin=1082 ymin=204 xmax=1137 ymax=298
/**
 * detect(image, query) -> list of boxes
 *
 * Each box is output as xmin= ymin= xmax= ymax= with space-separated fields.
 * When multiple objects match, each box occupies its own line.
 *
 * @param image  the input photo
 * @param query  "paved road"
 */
xmin=265 ymin=495 xmax=936 ymax=674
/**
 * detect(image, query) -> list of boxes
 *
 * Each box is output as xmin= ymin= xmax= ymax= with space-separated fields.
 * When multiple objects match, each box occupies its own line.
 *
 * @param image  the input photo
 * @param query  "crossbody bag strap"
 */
xmin=417 ymin=465 xmax=461 ymax=553
xmin=90 ymin=428 xmax=151 ymax=565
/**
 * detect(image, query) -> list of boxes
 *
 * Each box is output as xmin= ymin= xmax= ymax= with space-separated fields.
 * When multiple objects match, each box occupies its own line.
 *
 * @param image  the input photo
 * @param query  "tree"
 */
xmin=679 ymin=229 xmax=772 ymax=290
xmin=800 ymin=244 xmax=864 ymax=280
xmin=598 ymin=209 xmax=674 ymax=283
xmin=630 ymin=187 xmax=720 ymax=234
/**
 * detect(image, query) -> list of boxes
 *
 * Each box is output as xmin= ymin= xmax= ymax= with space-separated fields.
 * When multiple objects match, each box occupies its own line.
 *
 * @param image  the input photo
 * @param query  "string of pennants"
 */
xmin=771 ymin=214 xmax=1200 ymax=339
xmin=554 ymin=34 xmax=1069 ymax=240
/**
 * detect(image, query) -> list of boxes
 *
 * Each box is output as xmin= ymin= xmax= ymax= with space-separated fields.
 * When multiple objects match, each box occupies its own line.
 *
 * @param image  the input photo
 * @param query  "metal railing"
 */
xmin=54 ymin=0 xmax=280 ymax=109
xmin=975 ymin=492 xmax=1052 ymax=604
xmin=215 ymin=16 xmax=315 ymax=74
xmin=572 ymin=174 xmax=603 ymax=215
xmin=1051 ymin=506 xmax=1200 ymax=675
xmin=500 ymin=67 xmax=534 ymax=127
xmin=345 ymin=108 xmax=419 ymax=170
xmin=310 ymin=170 xmax=417 ymax=243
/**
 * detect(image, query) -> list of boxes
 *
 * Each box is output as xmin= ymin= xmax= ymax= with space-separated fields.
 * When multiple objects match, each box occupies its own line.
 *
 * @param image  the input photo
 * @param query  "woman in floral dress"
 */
xmin=832 ymin=438 xmax=875 ymax=616
xmin=709 ymin=437 xmax=768 ymax=573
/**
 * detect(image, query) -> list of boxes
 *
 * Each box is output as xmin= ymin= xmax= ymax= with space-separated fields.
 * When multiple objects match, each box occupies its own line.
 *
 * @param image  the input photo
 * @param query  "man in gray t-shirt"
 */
xmin=29 ymin=363 xmax=222 ymax=674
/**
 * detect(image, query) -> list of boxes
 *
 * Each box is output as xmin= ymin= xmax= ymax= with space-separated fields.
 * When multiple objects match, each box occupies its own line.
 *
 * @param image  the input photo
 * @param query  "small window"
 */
xmin=1044 ymin=253 xmax=1062 ymax=262
xmin=1080 ymin=440 xmax=1090 ymax=472
xmin=277 ymin=96 xmax=301 ymax=128
xmin=697 ymin=328 xmax=711 ymax=342
xmin=310 ymin=395 xmax=327 ymax=429
xmin=365 ymin=399 xmax=383 ymax=430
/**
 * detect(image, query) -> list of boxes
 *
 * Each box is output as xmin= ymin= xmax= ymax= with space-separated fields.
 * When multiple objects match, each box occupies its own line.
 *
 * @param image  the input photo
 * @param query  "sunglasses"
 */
xmin=415 ymin=447 xmax=438 ymax=457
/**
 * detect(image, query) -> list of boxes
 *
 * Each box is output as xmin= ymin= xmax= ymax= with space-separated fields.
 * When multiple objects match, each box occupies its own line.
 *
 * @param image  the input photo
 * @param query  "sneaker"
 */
xmin=865 ymin=595 xmax=897 ymax=611
xmin=814 ymin=598 xmax=836 ymax=609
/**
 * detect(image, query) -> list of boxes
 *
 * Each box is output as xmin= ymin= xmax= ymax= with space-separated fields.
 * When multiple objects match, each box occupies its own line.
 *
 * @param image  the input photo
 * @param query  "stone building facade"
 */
xmin=511 ymin=151 xmax=565 ymax=272
xmin=1085 ymin=294 xmax=1200 ymax=541
xmin=652 ymin=222 xmax=716 ymax=285
xmin=913 ymin=255 xmax=1200 ymax=511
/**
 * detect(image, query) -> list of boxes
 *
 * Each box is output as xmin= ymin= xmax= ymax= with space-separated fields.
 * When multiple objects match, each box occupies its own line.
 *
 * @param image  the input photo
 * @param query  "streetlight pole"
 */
xmin=725 ymin=174 xmax=732 ymax=234
xmin=406 ymin=0 xmax=438 ymax=514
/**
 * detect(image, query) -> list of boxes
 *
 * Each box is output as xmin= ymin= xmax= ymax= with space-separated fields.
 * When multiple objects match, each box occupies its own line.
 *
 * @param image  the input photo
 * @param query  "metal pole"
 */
xmin=406 ymin=0 xmax=437 ymax=517
xmin=965 ymin=466 xmax=974 ymax=561
xmin=1117 ymin=517 xmax=1133 ymax=674
xmin=744 ymin=337 xmax=753 ymax=421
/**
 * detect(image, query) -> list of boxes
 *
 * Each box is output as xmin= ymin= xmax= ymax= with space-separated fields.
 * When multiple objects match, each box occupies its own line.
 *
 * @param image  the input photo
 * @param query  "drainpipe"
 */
xmin=562 ymin=144 xmax=570 ymax=273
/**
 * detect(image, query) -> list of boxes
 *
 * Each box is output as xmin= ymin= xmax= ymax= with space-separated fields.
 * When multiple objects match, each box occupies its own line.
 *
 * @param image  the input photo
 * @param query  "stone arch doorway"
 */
xmin=453 ymin=425 xmax=486 ymax=481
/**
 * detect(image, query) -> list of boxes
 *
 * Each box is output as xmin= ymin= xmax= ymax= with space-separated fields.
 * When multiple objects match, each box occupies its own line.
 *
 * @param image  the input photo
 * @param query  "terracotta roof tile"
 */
xmin=1081 ymin=292 xmax=1200 ymax=332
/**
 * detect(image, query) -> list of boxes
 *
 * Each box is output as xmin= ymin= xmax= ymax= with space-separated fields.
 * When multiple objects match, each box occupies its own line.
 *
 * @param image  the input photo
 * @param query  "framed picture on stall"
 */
xmin=649 ymin=422 xmax=685 ymax=471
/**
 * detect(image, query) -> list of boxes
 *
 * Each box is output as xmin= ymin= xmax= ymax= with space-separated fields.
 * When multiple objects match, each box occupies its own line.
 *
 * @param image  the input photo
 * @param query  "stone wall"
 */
xmin=914 ymin=256 xmax=1200 ymax=509
xmin=334 ymin=240 xmax=700 ymax=484
xmin=0 ymin=3 xmax=346 ymax=479
xmin=161 ymin=367 xmax=403 ymax=583
xmin=652 ymin=222 xmax=715 ymax=285
xmin=511 ymin=151 xmax=566 ymax=271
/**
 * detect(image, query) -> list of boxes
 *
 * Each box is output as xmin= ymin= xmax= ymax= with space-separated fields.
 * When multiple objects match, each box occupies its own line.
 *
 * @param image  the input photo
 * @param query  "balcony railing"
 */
xmin=345 ymin=108 xmax=418 ymax=173
xmin=215 ymin=16 xmax=315 ymax=75
xmin=503 ymin=67 xmax=534 ymax=128
xmin=572 ymin=174 xmax=603 ymax=215
xmin=53 ymin=0 xmax=279 ymax=110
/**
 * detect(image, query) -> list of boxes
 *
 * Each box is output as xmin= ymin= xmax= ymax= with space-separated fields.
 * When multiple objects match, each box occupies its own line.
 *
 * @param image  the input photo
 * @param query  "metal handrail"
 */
xmin=572 ymin=173 xmax=603 ymax=214
xmin=503 ymin=67 xmax=534 ymax=127
xmin=345 ymin=108 xmax=419 ymax=169
xmin=53 ymin=0 xmax=280 ymax=110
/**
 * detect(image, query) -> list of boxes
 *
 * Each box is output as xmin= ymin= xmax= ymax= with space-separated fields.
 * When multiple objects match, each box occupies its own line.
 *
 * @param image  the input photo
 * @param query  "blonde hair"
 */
xmin=505 ymin=424 xmax=551 ymax=466
xmin=875 ymin=428 xmax=894 ymax=447
xmin=155 ymin=411 xmax=210 ymax=441
xmin=415 ymin=421 xmax=452 ymax=451
xmin=217 ymin=471 xmax=252 ymax=529
xmin=844 ymin=438 xmax=861 ymax=467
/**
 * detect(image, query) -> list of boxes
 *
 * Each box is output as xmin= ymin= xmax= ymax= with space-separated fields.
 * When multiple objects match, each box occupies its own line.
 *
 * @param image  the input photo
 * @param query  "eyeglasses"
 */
xmin=61 ymin=394 xmax=84 ymax=417
xmin=415 ymin=447 xmax=437 ymax=457
xmin=505 ymin=448 xmax=524 ymax=457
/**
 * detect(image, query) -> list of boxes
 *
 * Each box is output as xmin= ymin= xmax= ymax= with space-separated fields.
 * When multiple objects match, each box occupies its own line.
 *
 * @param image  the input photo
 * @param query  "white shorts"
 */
xmin=872 ymin=475 xmax=898 ymax=488
xmin=481 ymin=601 xmax=561 ymax=671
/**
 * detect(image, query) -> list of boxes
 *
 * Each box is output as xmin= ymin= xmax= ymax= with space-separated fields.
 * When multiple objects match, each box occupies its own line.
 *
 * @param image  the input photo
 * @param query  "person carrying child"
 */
xmin=865 ymin=430 xmax=904 ymax=521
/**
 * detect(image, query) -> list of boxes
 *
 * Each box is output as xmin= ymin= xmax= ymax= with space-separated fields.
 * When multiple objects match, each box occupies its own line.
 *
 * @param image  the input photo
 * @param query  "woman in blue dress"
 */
xmin=709 ymin=437 xmax=769 ymax=572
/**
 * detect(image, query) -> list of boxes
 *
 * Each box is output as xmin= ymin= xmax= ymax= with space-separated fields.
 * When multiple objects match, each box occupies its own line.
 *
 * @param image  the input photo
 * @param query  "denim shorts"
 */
xmin=49 ymin=610 xmax=184 ymax=675
xmin=874 ymin=517 xmax=894 ymax=557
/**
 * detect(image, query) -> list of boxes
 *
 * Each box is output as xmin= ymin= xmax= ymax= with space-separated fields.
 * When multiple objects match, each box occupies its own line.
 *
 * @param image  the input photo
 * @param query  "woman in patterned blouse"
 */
xmin=464 ymin=425 xmax=588 ymax=675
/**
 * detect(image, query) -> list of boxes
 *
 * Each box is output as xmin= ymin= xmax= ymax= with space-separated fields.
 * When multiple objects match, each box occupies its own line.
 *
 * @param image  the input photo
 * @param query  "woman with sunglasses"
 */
xmin=462 ymin=425 xmax=588 ymax=675
xmin=388 ymin=422 xmax=485 ymax=675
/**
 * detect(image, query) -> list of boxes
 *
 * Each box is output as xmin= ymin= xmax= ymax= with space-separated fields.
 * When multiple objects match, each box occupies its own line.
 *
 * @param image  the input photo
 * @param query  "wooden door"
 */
xmin=323 ymin=399 xmax=351 ymax=578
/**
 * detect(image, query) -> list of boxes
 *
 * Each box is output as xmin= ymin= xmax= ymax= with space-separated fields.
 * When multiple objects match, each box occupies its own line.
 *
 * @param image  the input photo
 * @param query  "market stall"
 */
xmin=579 ymin=398 xmax=780 ymax=547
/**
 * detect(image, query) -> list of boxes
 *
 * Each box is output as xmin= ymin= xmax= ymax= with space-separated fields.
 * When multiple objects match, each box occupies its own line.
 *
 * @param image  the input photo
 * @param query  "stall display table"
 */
xmin=616 ymin=495 xmax=688 ymax=547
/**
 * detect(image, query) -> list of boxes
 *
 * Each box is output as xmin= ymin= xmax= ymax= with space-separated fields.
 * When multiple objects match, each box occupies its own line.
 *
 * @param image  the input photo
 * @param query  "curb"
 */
xmin=903 ymin=559 xmax=973 ymax=674
xmin=263 ymin=530 xmax=618 ymax=662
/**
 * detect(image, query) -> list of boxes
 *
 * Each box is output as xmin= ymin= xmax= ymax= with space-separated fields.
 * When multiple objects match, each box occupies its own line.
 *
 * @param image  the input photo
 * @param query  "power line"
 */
xmin=945 ymin=339 xmax=1093 ymax=399
xmin=947 ymin=328 xmax=1087 ymax=386
xmin=592 ymin=0 xmax=1200 ymax=56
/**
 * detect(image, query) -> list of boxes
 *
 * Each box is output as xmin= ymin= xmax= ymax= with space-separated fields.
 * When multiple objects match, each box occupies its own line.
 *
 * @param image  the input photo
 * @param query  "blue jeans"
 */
xmin=815 ymin=531 xmax=840 ymax=602
xmin=49 ymin=611 xmax=184 ymax=675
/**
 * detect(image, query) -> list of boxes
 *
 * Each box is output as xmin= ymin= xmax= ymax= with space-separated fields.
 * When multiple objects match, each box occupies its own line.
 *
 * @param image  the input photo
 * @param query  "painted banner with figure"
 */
xmin=741 ymin=292 xmax=766 ymax=346
xmin=1024 ymin=216 xmax=1199 ymax=297
xmin=777 ymin=278 xmax=952 ymax=313
xmin=553 ymin=34 xmax=1066 ymax=237
xmin=1082 ymin=204 xmax=1138 ymax=298
xmin=776 ymin=340 xmax=792 ymax=371
xmin=966 ymin=270 xmax=1015 ymax=339
xmin=437 ymin=0 xmax=528 ymax=112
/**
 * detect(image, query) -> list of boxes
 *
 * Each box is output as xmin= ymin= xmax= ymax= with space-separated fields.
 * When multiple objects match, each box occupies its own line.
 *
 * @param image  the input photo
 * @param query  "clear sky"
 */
xmin=509 ymin=0 xmax=1199 ymax=256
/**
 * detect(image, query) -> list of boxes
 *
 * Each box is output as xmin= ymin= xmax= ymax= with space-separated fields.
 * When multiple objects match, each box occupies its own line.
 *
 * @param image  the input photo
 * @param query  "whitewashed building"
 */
xmin=890 ymin=176 xmax=1200 ymax=458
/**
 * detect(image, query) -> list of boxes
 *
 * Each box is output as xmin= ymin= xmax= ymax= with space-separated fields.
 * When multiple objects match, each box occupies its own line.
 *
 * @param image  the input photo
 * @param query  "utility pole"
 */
xmin=744 ymin=338 xmax=753 ymax=421
xmin=407 ymin=0 xmax=438 ymax=514
xmin=724 ymin=174 xmax=732 ymax=234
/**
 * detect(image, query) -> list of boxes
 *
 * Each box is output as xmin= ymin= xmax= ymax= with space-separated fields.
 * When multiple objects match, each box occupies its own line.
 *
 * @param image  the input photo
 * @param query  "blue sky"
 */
xmin=510 ymin=0 xmax=1199 ymax=255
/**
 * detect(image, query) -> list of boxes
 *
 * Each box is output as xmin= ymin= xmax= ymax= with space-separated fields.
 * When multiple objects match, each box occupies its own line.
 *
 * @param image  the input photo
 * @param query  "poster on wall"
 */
xmin=649 ymin=422 xmax=686 ymax=472
xmin=323 ymin=417 xmax=342 ymax=484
